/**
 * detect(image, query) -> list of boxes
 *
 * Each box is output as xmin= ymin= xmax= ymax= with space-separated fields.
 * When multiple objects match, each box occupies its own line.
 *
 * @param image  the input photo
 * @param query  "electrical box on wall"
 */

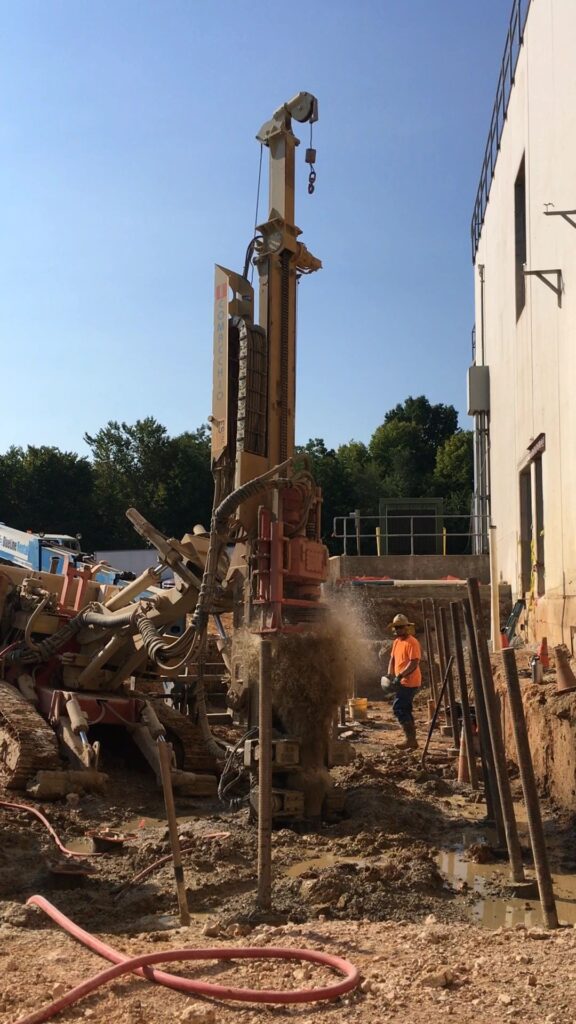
xmin=467 ymin=365 xmax=490 ymax=414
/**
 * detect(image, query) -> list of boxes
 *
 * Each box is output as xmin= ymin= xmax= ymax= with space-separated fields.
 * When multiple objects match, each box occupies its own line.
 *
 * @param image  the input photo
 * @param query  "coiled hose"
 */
xmin=17 ymin=896 xmax=359 ymax=1024
xmin=6 ymin=604 xmax=137 ymax=665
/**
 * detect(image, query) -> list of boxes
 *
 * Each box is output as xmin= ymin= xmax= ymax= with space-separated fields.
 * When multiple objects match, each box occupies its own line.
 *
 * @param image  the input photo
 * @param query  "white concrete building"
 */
xmin=470 ymin=0 xmax=576 ymax=645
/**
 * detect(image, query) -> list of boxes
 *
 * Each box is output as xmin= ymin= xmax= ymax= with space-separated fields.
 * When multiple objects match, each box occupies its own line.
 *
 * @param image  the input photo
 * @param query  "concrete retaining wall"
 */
xmin=329 ymin=554 xmax=490 ymax=583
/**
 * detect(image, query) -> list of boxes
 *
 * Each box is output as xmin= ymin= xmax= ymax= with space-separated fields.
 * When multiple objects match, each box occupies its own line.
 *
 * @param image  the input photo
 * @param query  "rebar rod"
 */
xmin=440 ymin=606 xmax=460 ymax=749
xmin=157 ymin=739 xmax=190 ymax=926
xmin=431 ymin=599 xmax=451 ymax=732
xmin=450 ymin=602 xmax=478 ymax=789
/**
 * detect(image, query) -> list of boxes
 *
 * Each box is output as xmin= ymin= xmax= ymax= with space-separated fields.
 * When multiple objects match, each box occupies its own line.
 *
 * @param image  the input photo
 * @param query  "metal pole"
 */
xmin=420 ymin=656 xmax=455 ymax=769
xmin=375 ymin=526 xmax=381 ymax=557
xmin=431 ymin=599 xmax=451 ymax=731
xmin=501 ymin=648 xmax=558 ymax=928
xmin=489 ymin=524 xmax=502 ymax=652
xmin=157 ymin=739 xmax=190 ymax=926
xmin=450 ymin=602 xmax=478 ymax=789
xmin=440 ymin=606 xmax=460 ymax=750
xmin=467 ymin=578 xmax=525 ymax=882
xmin=257 ymin=637 xmax=273 ymax=911
xmin=421 ymin=607 xmax=438 ymax=704
xmin=462 ymin=597 xmax=503 ymax=836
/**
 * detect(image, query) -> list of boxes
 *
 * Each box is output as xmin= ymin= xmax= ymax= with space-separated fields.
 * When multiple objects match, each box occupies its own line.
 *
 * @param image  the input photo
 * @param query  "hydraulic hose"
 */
xmin=191 ymin=458 xmax=293 ymax=634
xmin=0 ymin=800 xmax=104 ymax=859
xmin=8 ymin=604 xmax=137 ymax=665
xmin=19 ymin=896 xmax=359 ymax=1024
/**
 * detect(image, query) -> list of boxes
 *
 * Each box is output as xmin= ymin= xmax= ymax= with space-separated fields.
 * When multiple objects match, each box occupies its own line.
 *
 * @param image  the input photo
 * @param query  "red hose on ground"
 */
xmin=0 ymin=800 xmax=105 ymax=859
xmin=18 ymin=895 xmax=359 ymax=1023
xmin=114 ymin=832 xmax=231 ymax=897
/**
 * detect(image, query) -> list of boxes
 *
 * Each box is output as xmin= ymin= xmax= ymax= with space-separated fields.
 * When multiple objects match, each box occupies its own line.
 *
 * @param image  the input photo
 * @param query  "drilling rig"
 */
xmin=211 ymin=93 xmax=352 ymax=821
xmin=0 ymin=93 xmax=352 ymax=816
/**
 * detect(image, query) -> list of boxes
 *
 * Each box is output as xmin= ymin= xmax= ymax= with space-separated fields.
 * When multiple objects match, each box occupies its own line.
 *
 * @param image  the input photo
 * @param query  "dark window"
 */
xmin=519 ymin=468 xmax=532 ymax=592
xmin=515 ymin=156 xmax=527 ymax=319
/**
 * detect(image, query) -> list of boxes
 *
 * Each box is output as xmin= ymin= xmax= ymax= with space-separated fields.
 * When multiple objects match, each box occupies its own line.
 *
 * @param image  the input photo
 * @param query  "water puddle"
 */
xmin=437 ymin=847 xmax=576 ymax=928
xmin=285 ymin=854 xmax=361 ymax=878
xmin=65 ymin=838 xmax=95 ymax=855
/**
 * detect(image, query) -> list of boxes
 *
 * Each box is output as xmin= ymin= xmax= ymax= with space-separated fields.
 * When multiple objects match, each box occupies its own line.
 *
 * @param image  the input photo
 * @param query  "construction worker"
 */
xmin=381 ymin=613 xmax=421 ymax=749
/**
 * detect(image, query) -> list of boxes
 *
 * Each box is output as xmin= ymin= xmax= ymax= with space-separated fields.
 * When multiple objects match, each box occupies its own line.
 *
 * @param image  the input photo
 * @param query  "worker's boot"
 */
xmin=396 ymin=720 xmax=418 ymax=750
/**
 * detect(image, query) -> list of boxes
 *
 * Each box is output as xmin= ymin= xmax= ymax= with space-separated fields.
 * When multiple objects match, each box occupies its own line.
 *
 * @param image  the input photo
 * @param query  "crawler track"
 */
xmin=152 ymin=701 xmax=218 ymax=774
xmin=0 ymin=681 xmax=62 ymax=789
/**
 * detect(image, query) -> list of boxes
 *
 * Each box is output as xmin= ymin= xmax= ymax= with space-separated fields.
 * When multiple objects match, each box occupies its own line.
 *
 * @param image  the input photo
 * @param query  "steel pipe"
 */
xmin=450 ymin=602 xmax=478 ymax=789
xmin=467 ymin=578 xmax=525 ymax=882
xmin=501 ymin=648 xmax=558 ymax=927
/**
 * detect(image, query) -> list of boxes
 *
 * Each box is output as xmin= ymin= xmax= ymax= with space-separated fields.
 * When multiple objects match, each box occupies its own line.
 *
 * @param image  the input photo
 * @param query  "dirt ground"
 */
xmin=1 ymin=696 xmax=575 ymax=1024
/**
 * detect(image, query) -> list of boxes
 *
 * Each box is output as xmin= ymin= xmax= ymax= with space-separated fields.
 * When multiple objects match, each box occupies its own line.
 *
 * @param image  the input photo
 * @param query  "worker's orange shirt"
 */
xmin=391 ymin=635 xmax=422 ymax=687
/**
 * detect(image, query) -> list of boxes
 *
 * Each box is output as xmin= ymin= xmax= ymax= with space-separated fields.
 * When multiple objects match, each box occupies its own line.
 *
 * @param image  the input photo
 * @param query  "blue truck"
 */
xmin=0 ymin=523 xmax=128 ymax=585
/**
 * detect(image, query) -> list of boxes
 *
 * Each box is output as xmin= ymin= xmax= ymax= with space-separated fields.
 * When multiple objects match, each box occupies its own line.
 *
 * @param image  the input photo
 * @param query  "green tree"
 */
xmin=297 ymin=439 xmax=353 ymax=551
xmin=433 ymin=431 xmax=474 ymax=512
xmin=384 ymin=395 xmax=458 ymax=451
xmin=84 ymin=418 xmax=213 ymax=549
xmin=0 ymin=446 xmax=96 ymax=541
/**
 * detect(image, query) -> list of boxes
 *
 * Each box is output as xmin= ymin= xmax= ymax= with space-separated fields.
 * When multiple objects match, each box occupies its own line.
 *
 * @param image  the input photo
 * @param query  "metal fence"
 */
xmin=470 ymin=0 xmax=532 ymax=261
xmin=332 ymin=512 xmax=488 ymax=557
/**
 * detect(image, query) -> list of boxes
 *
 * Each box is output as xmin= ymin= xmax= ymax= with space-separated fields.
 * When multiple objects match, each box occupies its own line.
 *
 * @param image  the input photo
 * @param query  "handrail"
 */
xmin=470 ymin=0 xmax=532 ymax=262
xmin=332 ymin=512 xmax=488 ymax=557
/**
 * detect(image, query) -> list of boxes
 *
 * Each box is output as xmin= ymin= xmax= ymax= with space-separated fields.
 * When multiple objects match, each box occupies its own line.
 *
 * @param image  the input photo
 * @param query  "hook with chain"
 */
xmin=305 ymin=123 xmax=317 ymax=195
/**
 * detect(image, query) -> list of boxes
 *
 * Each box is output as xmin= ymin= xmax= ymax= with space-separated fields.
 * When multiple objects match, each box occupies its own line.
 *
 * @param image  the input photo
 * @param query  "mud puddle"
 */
xmin=285 ymin=854 xmax=360 ymax=878
xmin=438 ymin=846 xmax=576 ymax=928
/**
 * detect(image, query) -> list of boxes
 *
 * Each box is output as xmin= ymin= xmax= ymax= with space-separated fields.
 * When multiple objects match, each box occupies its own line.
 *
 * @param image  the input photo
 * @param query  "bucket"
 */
xmin=348 ymin=697 xmax=368 ymax=721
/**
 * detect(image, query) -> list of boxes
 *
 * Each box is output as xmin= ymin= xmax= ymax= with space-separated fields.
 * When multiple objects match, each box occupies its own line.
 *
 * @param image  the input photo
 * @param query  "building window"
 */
xmin=515 ymin=156 xmax=527 ymax=320
xmin=519 ymin=434 xmax=545 ymax=597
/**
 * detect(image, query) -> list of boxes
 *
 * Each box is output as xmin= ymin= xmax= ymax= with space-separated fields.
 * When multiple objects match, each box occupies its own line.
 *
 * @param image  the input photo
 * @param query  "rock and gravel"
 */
xmin=1 ymin=696 xmax=574 ymax=1023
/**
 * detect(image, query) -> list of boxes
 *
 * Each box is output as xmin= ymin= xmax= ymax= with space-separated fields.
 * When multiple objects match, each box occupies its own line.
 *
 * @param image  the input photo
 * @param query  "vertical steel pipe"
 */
xmin=450 ymin=602 xmax=478 ymax=789
xmin=462 ymin=598 xmax=503 ymax=835
xmin=157 ymin=739 xmax=190 ymax=926
xmin=431 ymin=599 xmax=451 ymax=730
xmin=421 ymin=602 xmax=438 ymax=704
xmin=501 ymin=648 xmax=558 ymax=928
xmin=257 ymin=637 xmax=273 ymax=911
xmin=467 ymin=578 xmax=525 ymax=882
xmin=440 ymin=606 xmax=460 ymax=749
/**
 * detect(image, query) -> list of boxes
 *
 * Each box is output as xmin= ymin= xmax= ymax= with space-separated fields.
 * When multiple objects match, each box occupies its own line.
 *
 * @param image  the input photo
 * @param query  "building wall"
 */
xmin=473 ymin=0 xmax=576 ymax=646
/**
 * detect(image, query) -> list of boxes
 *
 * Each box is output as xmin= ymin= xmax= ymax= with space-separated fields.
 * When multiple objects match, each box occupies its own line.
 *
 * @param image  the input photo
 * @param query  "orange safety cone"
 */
xmin=538 ymin=636 xmax=550 ymax=670
xmin=554 ymin=645 xmax=576 ymax=695
xmin=457 ymin=728 xmax=470 ymax=784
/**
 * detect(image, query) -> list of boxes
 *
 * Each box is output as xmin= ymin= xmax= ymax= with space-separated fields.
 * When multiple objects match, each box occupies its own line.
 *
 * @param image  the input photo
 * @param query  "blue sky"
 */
xmin=1 ymin=0 xmax=511 ymax=456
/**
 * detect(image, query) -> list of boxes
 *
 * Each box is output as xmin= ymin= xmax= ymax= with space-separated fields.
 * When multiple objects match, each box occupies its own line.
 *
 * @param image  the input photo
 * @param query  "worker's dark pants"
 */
xmin=392 ymin=686 xmax=417 ymax=726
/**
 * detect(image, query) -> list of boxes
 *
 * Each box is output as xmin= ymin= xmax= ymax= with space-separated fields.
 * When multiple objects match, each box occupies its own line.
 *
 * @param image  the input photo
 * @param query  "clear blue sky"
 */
xmin=1 ymin=0 xmax=510 ymax=457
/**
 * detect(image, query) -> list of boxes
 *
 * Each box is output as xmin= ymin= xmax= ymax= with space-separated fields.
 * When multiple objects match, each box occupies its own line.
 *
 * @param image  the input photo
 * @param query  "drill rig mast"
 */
xmin=211 ymin=95 xmax=352 ymax=823
xmin=212 ymin=92 xmax=326 ymax=638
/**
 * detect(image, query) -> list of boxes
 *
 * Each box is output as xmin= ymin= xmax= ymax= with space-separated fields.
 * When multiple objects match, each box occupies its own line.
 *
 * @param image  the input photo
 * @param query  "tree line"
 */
xmin=0 ymin=396 xmax=473 ymax=554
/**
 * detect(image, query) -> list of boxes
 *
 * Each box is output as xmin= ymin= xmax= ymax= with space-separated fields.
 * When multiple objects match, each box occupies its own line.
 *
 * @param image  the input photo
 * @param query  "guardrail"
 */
xmin=332 ymin=512 xmax=488 ymax=557
xmin=470 ymin=0 xmax=532 ymax=262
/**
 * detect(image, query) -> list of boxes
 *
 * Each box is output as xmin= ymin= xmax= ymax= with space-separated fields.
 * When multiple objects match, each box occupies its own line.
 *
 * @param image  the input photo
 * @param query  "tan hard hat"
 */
xmin=391 ymin=613 xmax=412 ymax=627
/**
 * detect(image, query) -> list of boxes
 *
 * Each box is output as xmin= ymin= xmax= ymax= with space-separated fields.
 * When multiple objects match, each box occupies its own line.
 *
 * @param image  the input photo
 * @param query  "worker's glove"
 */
xmin=380 ymin=675 xmax=393 ymax=695
xmin=381 ymin=674 xmax=402 ymax=697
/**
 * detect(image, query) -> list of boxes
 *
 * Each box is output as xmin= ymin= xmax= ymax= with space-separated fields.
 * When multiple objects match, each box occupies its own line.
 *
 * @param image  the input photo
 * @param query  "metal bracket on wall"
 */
xmin=523 ymin=268 xmax=563 ymax=308
xmin=543 ymin=206 xmax=576 ymax=230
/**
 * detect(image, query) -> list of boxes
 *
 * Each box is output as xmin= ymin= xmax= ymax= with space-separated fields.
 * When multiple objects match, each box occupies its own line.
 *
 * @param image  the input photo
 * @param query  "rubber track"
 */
xmin=152 ymin=701 xmax=218 ymax=774
xmin=0 ymin=682 xmax=62 ymax=789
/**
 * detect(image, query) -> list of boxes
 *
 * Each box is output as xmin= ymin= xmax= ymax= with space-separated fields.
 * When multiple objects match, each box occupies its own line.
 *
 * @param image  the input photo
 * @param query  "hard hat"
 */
xmin=391 ymin=613 xmax=411 ymax=627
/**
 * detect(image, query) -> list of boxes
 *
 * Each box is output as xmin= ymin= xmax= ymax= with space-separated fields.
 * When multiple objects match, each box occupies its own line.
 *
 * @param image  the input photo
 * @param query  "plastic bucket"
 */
xmin=348 ymin=697 xmax=368 ymax=721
